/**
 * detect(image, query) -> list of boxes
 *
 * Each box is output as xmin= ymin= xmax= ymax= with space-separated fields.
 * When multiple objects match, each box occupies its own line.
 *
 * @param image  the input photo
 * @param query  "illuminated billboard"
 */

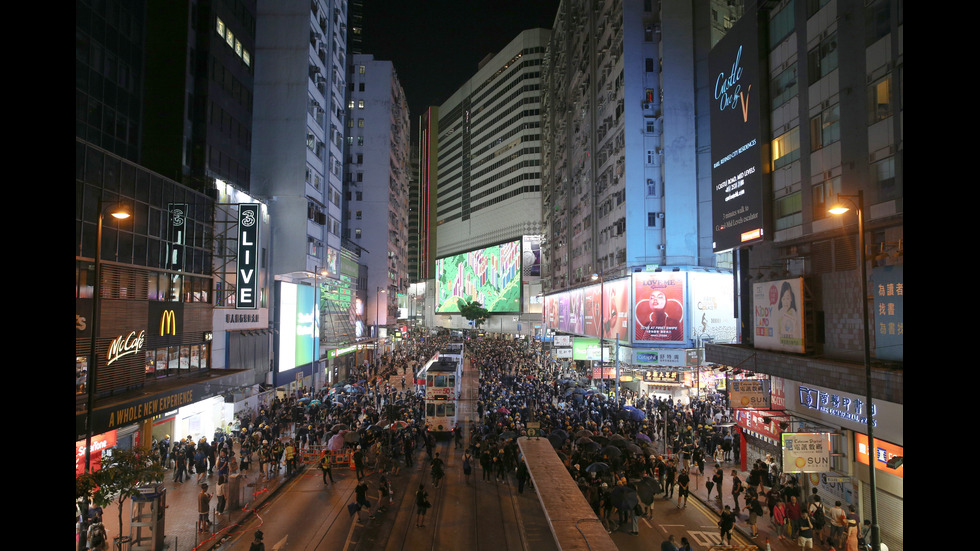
xmin=709 ymin=11 xmax=769 ymax=252
xmin=435 ymin=239 xmax=521 ymax=313
xmin=602 ymin=277 xmax=630 ymax=341
xmin=277 ymin=281 xmax=317 ymax=371
xmin=632 ymin=272 xmax=686 ymax=343
xmin=752 ymin=277 xmax=805 ymax=353
xmin=689 ymin=271 xmax=737 ymax=344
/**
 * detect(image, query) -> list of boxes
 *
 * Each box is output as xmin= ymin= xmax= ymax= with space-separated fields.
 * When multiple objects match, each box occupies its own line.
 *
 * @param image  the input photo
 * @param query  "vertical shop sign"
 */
xmin=167 ymin=203 xmax=187 ymax=271
xmin=237 ymin=204 xmax=259 ymax=309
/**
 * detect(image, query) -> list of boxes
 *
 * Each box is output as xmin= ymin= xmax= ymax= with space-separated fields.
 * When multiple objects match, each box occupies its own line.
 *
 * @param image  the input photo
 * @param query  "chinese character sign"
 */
xmin=871 ymin=265 xmax=903 ymax=361
xmin=781 ymin=432 xmax=832 ymax=473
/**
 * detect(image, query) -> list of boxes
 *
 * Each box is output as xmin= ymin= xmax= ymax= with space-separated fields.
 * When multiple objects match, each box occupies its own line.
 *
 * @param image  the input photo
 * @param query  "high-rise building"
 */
xmin=250 ymin=0 xmax=359 ymax=375
xmin=75 ymin=0 xmax=262 ymax=471
xmin=346 ymin=54 xmax=411 ymax=334
xmin=432 ymin=29 xmax=549 ymax=333
xmin=436 ymin=29 xmax=548 ymax=257
xmin=704 ymin=2 xmax=903 ymax=548
xmin=76 ymin=0 xmax=147 ymax=164
xmin=541 ymin=0 xmax=718 ymax=294
xmin=141 ymin=0 xmax=257 ymax=193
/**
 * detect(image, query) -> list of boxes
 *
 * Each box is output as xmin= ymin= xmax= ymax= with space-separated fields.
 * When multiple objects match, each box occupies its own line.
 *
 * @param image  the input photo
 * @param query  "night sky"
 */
xmin=359 ymin=0 xmax=562 ymax=118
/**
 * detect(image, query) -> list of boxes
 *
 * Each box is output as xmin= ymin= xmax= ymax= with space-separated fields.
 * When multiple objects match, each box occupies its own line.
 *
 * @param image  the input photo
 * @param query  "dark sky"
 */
xmin=360 ymin=0 xmax=561 ymax=118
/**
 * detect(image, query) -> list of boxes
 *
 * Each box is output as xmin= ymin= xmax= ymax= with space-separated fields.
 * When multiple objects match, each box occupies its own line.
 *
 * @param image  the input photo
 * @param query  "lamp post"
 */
xmin=311 ymin=267 xmax=327 ymax=388
xmin=591 ymin=273 xmax=617 ymax=404
xmin=829 ymin=190 xmax=879 ymax=551
xmin=376 ymin=286 xmax=387 ymax=355
xmin=81 ymin=199 xmax=131 ymax=551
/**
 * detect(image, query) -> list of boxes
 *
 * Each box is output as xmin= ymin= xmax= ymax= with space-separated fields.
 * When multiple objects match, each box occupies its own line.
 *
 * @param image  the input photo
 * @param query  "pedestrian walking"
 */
xmin=431 ymin=452 xmax=445 ymax=487
xmin=320 ymin=450 xmax=334 ymax=484
xmin=718 ymin=504 xmax=736 ymax=545
xmin=463 ymin=450 xmax=473 ymax=483
xmin=415 ymin=484 xmax=430 ymax=527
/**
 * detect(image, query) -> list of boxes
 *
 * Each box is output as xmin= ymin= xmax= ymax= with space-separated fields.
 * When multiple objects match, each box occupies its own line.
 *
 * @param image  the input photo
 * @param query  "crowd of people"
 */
xmin=82 ymin=329 xmax=878 ymax=550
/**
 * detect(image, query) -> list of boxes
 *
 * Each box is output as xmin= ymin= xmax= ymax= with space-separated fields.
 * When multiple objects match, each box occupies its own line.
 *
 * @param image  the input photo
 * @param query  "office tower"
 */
xmin=345 ymin=54 xmax=410 ymax=333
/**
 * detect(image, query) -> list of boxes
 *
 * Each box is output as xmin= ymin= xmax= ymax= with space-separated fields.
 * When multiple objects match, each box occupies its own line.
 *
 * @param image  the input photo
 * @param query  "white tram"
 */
xmin=422 ymin=342 xmax=463 ymax=433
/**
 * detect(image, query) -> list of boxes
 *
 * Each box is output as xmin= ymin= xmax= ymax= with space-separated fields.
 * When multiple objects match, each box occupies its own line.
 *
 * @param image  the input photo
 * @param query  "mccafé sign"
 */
xmin=107 ymin=330 xmax=146 ymax=366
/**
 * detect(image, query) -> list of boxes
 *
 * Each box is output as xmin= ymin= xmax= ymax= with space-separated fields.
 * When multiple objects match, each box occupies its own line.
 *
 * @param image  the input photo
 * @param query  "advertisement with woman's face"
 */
xmin=632 ymin=273 xmax=685 ymax=343
xmin=752 ymin=277 xmax=804 ymax=353
xmin=602 ymin=278 xmax=630 ymax=341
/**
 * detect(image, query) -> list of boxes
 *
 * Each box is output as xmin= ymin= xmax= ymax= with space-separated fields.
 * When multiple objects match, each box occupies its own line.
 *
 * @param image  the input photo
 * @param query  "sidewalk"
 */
xmin=84 ymin=441 xmax=309 ymax=551
xmin=681 ymin=456 xmax=841 ymax=551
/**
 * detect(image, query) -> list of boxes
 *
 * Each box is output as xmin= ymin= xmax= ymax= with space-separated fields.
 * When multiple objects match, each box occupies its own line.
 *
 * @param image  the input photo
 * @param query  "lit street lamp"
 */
xmin=81 ymin=199 xmax=131 ymax=551
xmin=829 ymin=190 xmax=880 ymax=551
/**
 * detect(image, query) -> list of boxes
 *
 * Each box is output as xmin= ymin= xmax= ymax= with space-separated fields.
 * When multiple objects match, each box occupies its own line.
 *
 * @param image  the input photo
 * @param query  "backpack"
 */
xmin=91 ymin=524 xmax=106 ymax=547
xmin=812 ymin=504 xmax=826 ymax=528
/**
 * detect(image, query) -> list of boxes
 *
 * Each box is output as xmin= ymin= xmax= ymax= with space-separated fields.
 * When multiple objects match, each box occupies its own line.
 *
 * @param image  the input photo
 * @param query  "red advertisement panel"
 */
xmin=603 ymin=278 xmax=630 ymax=341
xmin=632 ymin=273 xmax=685 ymax=342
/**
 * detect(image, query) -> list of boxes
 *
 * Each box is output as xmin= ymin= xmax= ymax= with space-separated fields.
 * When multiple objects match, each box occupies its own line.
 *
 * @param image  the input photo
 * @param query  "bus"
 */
xmin=423 ymin=342 xmax=463 ymax=434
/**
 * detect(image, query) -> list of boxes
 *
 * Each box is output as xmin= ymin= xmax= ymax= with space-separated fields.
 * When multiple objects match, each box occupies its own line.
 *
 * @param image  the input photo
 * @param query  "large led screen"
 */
xmin=709 ymin=12 xmax=768 ymax=253
xmin=277 ymin=281 xmax=317 ymax=371
xmin=435 ymin=239 xmax=522 ymax=313
xmin=632 ymin=272 xmax=686 ymax=343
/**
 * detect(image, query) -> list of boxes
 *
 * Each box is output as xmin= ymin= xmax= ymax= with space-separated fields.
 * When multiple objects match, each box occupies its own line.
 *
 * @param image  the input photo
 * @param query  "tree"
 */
xmin=78 ymin=449 xmax=165 ymax=549
xmin=458 ymin=299 xmax=491 ymax=328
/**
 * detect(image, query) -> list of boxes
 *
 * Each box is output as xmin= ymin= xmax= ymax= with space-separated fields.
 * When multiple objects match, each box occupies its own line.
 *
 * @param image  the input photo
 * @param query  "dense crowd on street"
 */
xmin=81 ymin=330 xmax=875 ymax=550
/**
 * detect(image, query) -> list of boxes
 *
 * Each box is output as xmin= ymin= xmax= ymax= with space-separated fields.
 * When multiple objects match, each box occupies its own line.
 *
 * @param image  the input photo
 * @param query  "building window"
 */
xmin=348 ymin=100 xmax=355 ymax=109
xmin=359 ymin=65 xmax=366 ymax=74
xmin=216 ymin=17 xmax=225 ymax=38
xmin=770 ymin=63 xmax=798 ymax=110
xmin=243 ymin=50 xmax=250 ymax=67
xmin=812 ymin=177 xmax=840 ymax=220
xmin=356 ymin=191 xmax=363 ymax=201
xmin=769 ymin=0 xmax=796 ymax=46
xmin=774 ymin=191 xmax=802 ymax=230
xmin=226 ymin=29 xmax=234 ymax=48
xmin=358 ymin=100 xmax=365 ymax=109
xmin=771 ymin=127 xmax=800 ymax=170
xmin=357 ymin=118 xmax=364 ymax=127
xmin=809 ymin=103 xmax=840 ymax=151
xmin=357 ymin=136 xmax=364 ymax=146
xmin=355 ymin=210 xmax=362 ymax=220
xmin=867 ymin=75 xmax=893 ymax=124
xmin=807 ymin=33 xmax=838 ymax=81
xmin=872 ymin=157 xmax=897 ymax=198
xmin=355 ymin=228 xmax=362 ymax=239
xmin=645 ymin=58 xmax=655 ymax=72
xmin=647 ymin=213 xmax=661 ymax=227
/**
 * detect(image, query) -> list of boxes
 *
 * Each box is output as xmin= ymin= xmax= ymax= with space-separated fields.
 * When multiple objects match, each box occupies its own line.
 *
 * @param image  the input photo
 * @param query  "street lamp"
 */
xmin=829 ymin=190 xmax=880 ymax=551
xmin=591 ymin=272 xmax=618 ymax=405
xmin=310 ymin=267 xmax=327 ymax=387
xmin=376 ymin=286 xmax=387 ymax=351
xmin=81 ymin=199 xmax=131 ymax=551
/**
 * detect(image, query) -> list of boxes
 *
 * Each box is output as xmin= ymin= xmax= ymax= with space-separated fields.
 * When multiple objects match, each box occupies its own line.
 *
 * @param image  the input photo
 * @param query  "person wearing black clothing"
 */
xmin=718 ymin=505 xmax=736 ymax=545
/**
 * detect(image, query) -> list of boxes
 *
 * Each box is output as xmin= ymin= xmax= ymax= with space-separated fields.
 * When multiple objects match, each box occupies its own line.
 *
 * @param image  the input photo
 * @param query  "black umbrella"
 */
xmin=548 ymin=433 xmax=565 ymax=449
xmin=575 ymin=429 xmax=594 ymax=439
xmin=609 ymin=485 xmax=639 ymax=511
xmin=579 ymin=441 xmax=601 ymax=454
xmin=575 ymin=436 xmax=595 ymax=446
xmin=636 ymin=476 xmax=662 ymax=504
xmin=600 ymin=445 xmax=622 ymax=459
xmin=585 ymin=462 xmax=611 ymax=473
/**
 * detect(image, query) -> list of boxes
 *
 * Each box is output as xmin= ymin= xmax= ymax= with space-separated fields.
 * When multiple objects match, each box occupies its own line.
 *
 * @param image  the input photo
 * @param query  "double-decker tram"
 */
xmin=423 ymin=342 xmax=463 ymax=434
